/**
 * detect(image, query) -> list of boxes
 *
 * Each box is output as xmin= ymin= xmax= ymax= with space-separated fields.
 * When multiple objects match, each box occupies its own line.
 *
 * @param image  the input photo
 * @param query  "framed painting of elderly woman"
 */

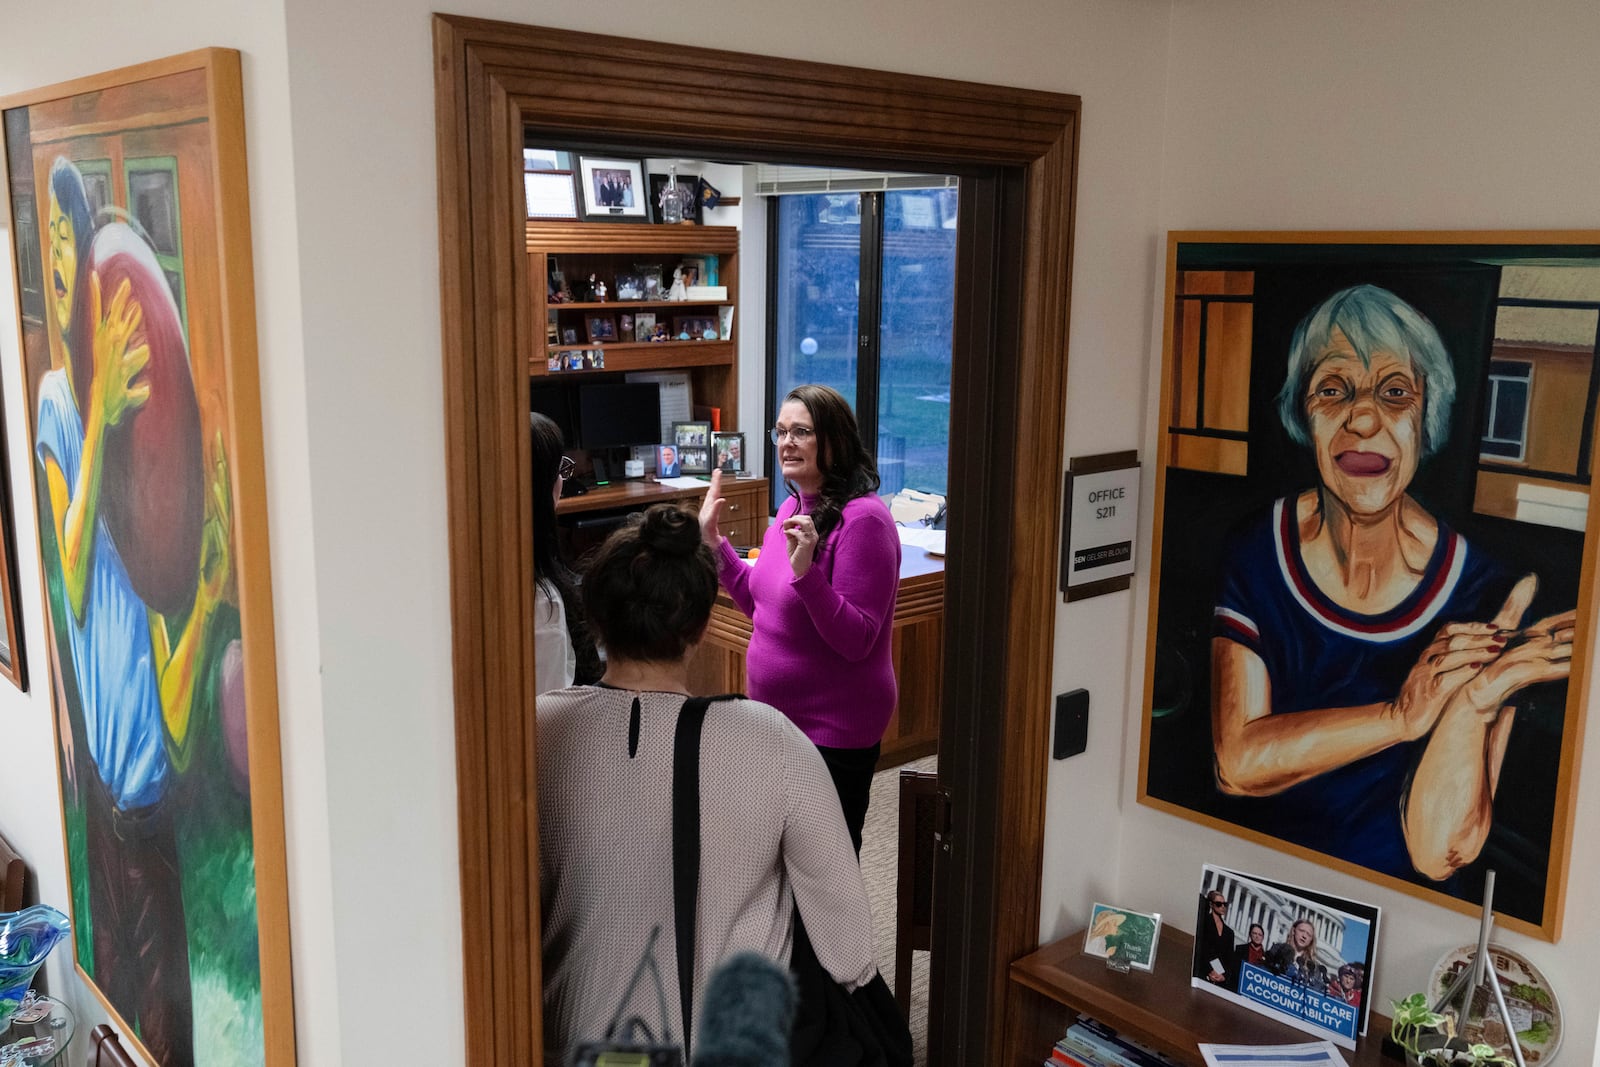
xmin=1139 ymin=232 xmax=1600 ymax=941
xmin=1 ymin=49 xmax=296 ymax=1062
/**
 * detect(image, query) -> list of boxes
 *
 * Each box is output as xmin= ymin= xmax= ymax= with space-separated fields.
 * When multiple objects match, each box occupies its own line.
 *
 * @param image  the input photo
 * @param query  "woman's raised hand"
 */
xmin=781 ymin=513 xmax=818 ymax=578
xmin=699 ymin=468 xmax=725 ymax=546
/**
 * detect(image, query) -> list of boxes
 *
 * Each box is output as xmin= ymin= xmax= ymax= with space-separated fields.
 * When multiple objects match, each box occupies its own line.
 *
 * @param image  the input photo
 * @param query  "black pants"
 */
xmin=85 ymin=768 xmax=194 ymax=1067
xmin=815 ymin=742 xmax=880 ymax=854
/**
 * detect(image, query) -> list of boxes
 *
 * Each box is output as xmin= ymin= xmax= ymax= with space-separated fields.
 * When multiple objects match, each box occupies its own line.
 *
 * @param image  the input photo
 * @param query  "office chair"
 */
xmin=894 ymin=769 xmax=940 ymax=1014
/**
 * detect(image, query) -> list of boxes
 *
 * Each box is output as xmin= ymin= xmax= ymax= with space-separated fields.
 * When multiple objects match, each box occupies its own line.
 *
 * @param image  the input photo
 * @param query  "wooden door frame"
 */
xmin=433 ymin=16 xmax=1080 ymax=1064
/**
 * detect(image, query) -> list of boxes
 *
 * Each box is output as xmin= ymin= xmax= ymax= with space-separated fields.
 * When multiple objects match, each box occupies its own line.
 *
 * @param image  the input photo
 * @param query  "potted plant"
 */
xmin=1391 ymin=994 xmax=1516 ymax=1067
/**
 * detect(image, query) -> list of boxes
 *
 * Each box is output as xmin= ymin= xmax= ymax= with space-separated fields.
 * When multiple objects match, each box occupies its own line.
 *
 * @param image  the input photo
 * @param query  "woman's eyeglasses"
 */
xmin=558 ymin=456 xmax=576 ymax=480
xmin=770 ymin=425 xmax=815 ymax=444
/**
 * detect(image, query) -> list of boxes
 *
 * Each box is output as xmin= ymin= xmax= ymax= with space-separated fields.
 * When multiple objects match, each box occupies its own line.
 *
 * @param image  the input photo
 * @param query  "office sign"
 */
xmin=1061 ymin=451 xmax=1141 ymax=601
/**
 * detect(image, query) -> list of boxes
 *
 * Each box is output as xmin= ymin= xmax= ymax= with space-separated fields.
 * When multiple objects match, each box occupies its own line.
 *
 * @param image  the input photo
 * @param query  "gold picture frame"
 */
xmin=1139 ymin=230 xmax=1600 ymax=941
xmin=2 ymin=48 xmax=295 ymax=1061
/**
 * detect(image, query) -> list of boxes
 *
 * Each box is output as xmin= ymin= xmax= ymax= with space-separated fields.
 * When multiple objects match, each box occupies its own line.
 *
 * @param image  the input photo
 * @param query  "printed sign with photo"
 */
xmin=1191 ymin=864 xmax=1380 ymax=1049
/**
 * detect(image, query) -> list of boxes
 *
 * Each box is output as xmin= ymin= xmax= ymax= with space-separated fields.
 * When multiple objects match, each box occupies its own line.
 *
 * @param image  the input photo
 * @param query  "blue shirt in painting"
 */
xmin=1212 ymin=497 xmax=1512 ymax=880
xmin=36 ymin=369 xmax=169 ymax=811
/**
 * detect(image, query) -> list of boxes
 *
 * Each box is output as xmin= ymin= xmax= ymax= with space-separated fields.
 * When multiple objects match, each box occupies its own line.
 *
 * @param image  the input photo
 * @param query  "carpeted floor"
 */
xmin=859 ymin=754 xmax=937 ymax=1067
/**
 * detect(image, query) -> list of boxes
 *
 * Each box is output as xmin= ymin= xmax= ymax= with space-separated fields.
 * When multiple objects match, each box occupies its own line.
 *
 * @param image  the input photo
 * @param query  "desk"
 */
xmin=1005 ymin=926 xmax=1394 ymax=1067
xmin=687 ymin=534 xmax=944 ymax=770
xmin=0 ymin=995 xmax=75 ymax=1066
xmin=557 ymin=477 xmax=769 ymax=549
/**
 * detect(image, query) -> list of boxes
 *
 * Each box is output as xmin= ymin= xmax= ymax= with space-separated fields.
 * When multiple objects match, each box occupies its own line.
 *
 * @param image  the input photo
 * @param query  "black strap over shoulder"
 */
xmin=670 ymin=693 xmax=741 ymax=1057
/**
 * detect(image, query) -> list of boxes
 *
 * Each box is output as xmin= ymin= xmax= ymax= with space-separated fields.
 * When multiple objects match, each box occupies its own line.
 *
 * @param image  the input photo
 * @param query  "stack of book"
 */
xmin=1047 ymin=1015 xmax=1185 ymax=1067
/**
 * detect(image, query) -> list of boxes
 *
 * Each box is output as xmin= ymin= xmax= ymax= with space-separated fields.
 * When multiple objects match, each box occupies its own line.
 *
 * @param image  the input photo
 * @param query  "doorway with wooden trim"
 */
xmin=433 ymin=16 xmax=1079 ymax=1064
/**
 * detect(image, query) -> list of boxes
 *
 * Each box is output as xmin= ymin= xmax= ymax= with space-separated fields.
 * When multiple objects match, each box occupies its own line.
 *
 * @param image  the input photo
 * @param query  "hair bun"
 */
xmin=639 ymin=504 xmax=701 ymax=557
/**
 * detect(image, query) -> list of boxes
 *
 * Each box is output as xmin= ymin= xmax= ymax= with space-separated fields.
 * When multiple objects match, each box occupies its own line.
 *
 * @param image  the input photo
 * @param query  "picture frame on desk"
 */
xmin=673 ymin=420 xmax=711 ymax=450
xmin=655 ymin=445 xmax=681 ymax=478
xmin=679 ymin=447 xmax=710 ymax=475
xmin=713 ymin=432 xmax=745 ymax=473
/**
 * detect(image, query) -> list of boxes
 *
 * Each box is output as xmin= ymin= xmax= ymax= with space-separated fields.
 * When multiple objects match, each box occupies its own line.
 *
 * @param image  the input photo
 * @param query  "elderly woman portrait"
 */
xmin=1210 ymin=284 xmax=1574 ymax=884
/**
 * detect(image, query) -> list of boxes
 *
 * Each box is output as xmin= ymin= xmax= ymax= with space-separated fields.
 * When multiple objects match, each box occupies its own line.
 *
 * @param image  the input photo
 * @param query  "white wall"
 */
xmin=1113 ymin=3 xmax=1600 ymax=1065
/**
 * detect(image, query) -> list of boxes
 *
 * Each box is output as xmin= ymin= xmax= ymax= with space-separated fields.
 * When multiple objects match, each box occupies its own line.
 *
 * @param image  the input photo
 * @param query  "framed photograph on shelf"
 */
xmin=672 ymin=315 xmax=718 ymax=341
xmin=713 ymin=432 xmax=745 ymax=473
xmin=635 ymin=264 xmax=664 ymax=299
xmin=655 ymin=444 xmax=681 ymax=478
xmin=584 ymin=313 xmax=618 ymax=343
xmin=1191 ymin=864 xmax=1379 ymax=1049
xmin=577 ymin=156 xmax=647 ymax=220
xmin=1083 ymin=903 xmax=1161 ymax=972
xmin=649 ymin=171 xmax=700 ymax=224
xmin=633 ymin=312 xmax=658 ymax=341
xmin=679 ymin=254 xmax=716 ymax=288
xmin=615 ymin=273 xmax=645 ymax=300
xmin=673 ymin=420 xmax=711 ymax=450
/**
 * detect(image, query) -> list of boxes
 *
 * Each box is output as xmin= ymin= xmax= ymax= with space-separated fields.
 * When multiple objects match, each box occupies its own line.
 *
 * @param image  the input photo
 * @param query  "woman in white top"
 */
xmin=532 ymin=412 xmax=600 ymax=693
xmin=537 ymin=504 xmax=879 ymax=1064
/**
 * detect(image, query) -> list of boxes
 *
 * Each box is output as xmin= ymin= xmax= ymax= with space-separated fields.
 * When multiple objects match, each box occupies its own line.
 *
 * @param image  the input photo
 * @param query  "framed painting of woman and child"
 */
xmin=1140 ymin=232 xmax=1600 ymax=940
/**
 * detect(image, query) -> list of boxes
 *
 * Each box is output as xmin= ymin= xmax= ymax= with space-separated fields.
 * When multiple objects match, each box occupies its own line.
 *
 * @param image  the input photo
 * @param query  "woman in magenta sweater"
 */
xmin=700 ymin=384 xmax=901 ymax=850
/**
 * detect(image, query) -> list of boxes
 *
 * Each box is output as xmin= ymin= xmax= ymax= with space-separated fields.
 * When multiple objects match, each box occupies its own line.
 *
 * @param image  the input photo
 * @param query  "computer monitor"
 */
xmin=529 ymin=383 xmax=577 ymax=444
xmin=577 ymin=382 xmax=662 ymax=450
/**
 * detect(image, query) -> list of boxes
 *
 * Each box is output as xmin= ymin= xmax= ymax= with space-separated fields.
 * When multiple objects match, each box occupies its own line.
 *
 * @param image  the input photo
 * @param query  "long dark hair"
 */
xmin=783 ymin=384 xmax=880 ymax=540
xmin=581 ymin=504 xmax=717 ymax=662
xmin=531 ymin=412 xmax=600 ymax=683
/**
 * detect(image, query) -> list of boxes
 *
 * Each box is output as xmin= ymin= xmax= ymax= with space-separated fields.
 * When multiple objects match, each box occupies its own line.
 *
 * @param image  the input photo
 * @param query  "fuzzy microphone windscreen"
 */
xmin=691 ymin=952 xmax=795 ymax=1067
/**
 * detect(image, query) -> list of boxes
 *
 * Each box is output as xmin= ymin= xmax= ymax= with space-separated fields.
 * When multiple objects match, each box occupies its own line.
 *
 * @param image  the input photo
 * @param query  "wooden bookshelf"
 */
xmin=1005 ymin=926 xmax=1396 ymax=1067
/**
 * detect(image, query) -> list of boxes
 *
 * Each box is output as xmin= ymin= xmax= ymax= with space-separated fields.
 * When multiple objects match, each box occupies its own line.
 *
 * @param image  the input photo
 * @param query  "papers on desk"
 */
xmin=897 ymin=527 xmax=946 ymax=557
xmin=657 ymin=476 xmax=711 ymax=490
xmin=1198 ymin=1040 xmax=1347 ymax=1067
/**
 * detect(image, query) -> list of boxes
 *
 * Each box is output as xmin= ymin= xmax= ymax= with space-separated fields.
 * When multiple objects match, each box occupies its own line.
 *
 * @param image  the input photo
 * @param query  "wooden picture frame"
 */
xmin=1 ymin=49 xmax=295 ymax=1062
xmin=672 ymin=315 xmax=717 ymax=341
xmin=1140 ymin=231 xmax=1600 ymax=941
xmin=584 ymin=313 xmax=617 ymax=343
xmin=576 ymin=156 xmax=646 ymax=221
xmin=0 ymin=374 xmax=26 ymax=691
xmin=713 ymin=431 xmax=745 ymax=473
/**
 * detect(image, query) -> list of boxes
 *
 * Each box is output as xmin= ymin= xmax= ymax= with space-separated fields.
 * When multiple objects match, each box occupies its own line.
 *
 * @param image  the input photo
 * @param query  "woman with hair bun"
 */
xmin=536 ymin=503 xmax=883 ymax=1066
xmin=699 ymin=383 xmax=901 ymax=851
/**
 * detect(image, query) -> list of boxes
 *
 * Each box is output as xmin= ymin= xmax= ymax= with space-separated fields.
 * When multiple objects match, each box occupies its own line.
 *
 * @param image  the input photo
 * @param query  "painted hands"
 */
xmin=698 ymin=468 xmax=725 ymax=546
xmin=199 ymin=433 xmax=233 ymax=608
xmin=90 ymin=273 xmax=151 ymax=428
xmin=1451 ymin=575 xmax=1573 ymax=723
xmin=782 ymin=513 xmax=818 ymax=578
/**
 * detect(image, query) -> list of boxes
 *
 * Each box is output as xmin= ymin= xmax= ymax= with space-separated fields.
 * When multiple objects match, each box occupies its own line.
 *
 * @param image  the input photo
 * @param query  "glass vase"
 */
xmin=0 ymin=906 xmax=70 ymax=1031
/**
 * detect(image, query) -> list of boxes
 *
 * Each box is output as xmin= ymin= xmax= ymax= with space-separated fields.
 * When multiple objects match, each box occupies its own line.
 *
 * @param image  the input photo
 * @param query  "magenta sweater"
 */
xmin=716 ymin=492 xmax=902 ymax=749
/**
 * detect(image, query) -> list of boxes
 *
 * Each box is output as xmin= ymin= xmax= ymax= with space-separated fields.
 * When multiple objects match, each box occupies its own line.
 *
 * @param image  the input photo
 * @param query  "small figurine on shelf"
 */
xmin=666 ymin=266 xmax=688 ymax=302
xmin=594 ymin=278 xmax=608 ymax=302
xmin=649 ymin=324 xmax=669 ymax=342
xmin=584 ymin=273 xmax=600 ymax=302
